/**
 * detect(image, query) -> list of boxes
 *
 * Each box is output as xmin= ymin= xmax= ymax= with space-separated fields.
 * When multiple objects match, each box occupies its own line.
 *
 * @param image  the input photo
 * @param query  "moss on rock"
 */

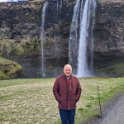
xmin=0 ymin=56 xmax=23 ymax=79
xmin=96 ymin=62 xmax=124 ymax=77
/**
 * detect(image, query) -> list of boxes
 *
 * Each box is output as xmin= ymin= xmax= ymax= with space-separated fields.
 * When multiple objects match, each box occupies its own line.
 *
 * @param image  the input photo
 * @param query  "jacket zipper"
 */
xmin=65 ymin=77 xmax=69 ymax=109
xmin=71 ymin=78 xmax=74 ymax=89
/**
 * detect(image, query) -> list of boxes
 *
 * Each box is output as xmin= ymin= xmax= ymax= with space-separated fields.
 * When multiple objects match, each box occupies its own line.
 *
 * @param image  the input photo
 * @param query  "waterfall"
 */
xmin=57 ymin=0 xmax=63 ymax=18
xmin=69 ymin=0 xmax=96 ymax=77
xmin=54 ymin=0 xmax=63 ymax=63
xmin=77 ymin=0 xmax=96 ymax=77
xmin=69 ymin=0 xmax=80 ymax=74
xmin=56 ymin=0 xmax=63 ymax=25
xmin=89 ymin=0 xmax=96 ymax=73
xmin=40 ymin=2 xmax=48 ymax=77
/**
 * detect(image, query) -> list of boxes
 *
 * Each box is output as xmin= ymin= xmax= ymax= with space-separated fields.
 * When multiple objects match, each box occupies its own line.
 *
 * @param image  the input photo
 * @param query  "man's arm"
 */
xmin=53 ymin=79 xmax=61 ymax=102
xmin=75 ymin=80 xmax=82 ymax=102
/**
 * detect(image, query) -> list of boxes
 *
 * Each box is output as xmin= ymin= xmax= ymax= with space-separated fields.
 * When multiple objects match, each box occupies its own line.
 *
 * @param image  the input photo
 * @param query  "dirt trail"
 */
xmin=88 ymin=93 xmax=124 ymax=124
xmin=99 ymin=94 xmax=124 ymax=124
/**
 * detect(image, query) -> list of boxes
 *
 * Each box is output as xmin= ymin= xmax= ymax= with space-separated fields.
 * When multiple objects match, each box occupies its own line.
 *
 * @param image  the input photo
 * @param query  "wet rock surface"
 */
xmin=0 ymin=0 xmax=124 ymax=77
xmin=94 ymin=0 xmax=124 ymax=57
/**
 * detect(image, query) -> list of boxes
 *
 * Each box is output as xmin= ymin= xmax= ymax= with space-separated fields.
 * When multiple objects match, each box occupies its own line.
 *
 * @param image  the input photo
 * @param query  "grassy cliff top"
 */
xmin=98 ymin=0 xmax=124 ymax=3
xmin=0 ymin=0 xmax=43 ymax=10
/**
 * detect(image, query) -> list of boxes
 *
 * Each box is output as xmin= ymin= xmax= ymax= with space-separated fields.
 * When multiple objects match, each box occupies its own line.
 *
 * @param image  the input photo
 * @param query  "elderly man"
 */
xmin=53 ymin=64 xmax=82 ymax=124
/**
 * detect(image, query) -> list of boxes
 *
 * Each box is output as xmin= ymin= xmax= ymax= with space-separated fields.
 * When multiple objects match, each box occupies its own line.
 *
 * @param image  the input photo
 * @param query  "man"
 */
xmin=53 ymin=64 xmax=82 ymax=124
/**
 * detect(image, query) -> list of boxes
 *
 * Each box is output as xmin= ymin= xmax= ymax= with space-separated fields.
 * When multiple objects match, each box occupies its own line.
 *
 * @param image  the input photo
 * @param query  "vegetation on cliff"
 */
xmin=0 ymin=38 xmax=40 ymax=58
xmin=0 ymin=56 xmax=23 ymax=79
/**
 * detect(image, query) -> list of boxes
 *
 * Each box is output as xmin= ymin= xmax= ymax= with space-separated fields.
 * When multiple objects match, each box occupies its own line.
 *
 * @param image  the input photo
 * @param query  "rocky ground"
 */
xmin=88 ymin=93 xmax=124 ymax=124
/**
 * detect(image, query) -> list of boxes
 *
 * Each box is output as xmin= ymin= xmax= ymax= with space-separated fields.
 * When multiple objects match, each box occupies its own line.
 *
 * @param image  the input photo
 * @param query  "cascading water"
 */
xmin=40 ymin=2 xmax=48 ymax=77
xmin=77 ymin=0 xmax=90 ymax=77
xmin=57 ymin=0 xmax=63 ymax=19
xmin=40 ymin=0 xmax=63 ymax=77
xmin=69 ymin=0 xmax=80 ymax=74
xmin=88 ymin=0 xmax=96 ymax=73
xmin=53 ymin=0 xmax=63 ymax=66
xmin=69 ymin=0 xmax=96 ymax=77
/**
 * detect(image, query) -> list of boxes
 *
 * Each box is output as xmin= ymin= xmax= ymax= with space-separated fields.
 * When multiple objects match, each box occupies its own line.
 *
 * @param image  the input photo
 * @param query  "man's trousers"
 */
xmin=59 ymin=109 xmax=76 ymax=124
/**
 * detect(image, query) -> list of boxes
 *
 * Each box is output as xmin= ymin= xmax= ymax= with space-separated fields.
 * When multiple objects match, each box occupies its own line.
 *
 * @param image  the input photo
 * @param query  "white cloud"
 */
xmin=0 ymin=0 xmax=27 ymax=2
xmin=0 ymin=0 xmax=9 ymax=2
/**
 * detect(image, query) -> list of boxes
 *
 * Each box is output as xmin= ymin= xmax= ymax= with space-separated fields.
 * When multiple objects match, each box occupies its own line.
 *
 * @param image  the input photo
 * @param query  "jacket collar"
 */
xmin=63 ymin=74 xmax=72 ymax=80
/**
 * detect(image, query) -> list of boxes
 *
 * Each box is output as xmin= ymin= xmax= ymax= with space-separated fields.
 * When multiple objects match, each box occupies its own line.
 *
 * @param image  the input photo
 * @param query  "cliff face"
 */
xmin=94 ymin=0 xmax=124 ymax=57
xmin=0 ymin=0 xmax=74 ymax=77
xmin=0 ymin=0 xmax=74 ymax=59
xmin=0 ymin=0 xmax=124 ymax=77
xmin=94 ymin=0 xmax=124 ymax=76
xmin=0 ymin=1 xmax=42 ymax=39
xmin=0 ymin=1 xmax=43 ymax=60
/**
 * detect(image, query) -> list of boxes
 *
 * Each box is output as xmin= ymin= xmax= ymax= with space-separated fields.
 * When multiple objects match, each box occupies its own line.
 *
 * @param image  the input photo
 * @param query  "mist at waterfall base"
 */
xmin=17 ymin=58 xmax=66 ymax=78
xmin=69 ymin=0 xmax=96 ymax=77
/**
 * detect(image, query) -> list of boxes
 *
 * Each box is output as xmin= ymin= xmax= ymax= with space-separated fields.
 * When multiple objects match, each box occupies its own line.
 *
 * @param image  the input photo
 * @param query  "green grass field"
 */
xmin=0 ymin=77 xmax=124 ymax=124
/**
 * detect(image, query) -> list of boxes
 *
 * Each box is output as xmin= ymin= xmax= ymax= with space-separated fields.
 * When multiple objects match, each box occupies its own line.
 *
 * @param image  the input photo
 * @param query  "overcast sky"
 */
xmin=0 ymin=0 xmax=27 ymax=2
xmin=0 ymin=0 xmax=18 ymax=2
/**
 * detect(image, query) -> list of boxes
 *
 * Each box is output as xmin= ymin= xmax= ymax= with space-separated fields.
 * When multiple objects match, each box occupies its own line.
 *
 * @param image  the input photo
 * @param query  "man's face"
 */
xmin=64 ymin=65 xmax=72 ymax=77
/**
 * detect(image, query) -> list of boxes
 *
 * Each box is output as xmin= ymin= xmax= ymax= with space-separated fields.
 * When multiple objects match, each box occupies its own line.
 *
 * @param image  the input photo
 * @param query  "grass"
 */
xmin=98 ymin=0 xmax=123 ymax=3
xmin=76 ymin=77 xmax=124 ymax=123
xmin=97 ymin=62 xmax=124 ymax=77
xmin=0 ymin=77 xmax=124 ymax=124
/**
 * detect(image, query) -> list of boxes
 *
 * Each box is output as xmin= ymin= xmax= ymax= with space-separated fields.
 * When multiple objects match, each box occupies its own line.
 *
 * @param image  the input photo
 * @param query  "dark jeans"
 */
xmin=59 ymin=109 xmax=76 ymax=124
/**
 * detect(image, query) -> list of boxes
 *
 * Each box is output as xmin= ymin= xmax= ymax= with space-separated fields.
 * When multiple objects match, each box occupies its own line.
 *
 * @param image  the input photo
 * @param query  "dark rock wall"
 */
xmin=0 ymin=0 xmax=75 ymax=77
xmin=0 ymin=0 xmax=74 ymax=59
xmin=0 ymin=1 xmax=42 ymax=39
xmin=41 ymin=0 xmax=74 ymax=59
xmin=94 ymin=1 xmax=124 ymax=57
xmin=93 ymin=0 xmax=124 ymax=76
xmin=0 ymin=0 xmax=124 ymax=77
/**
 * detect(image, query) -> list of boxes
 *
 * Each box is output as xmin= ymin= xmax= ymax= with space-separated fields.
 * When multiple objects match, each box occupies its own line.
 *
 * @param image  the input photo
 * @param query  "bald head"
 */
xmin=63 ymin=64 xmax=72 ymax=77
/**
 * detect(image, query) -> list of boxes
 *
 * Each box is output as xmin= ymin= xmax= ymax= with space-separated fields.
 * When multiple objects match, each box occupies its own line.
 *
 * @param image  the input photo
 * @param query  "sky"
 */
xmin=0 ymin=0 xmax=17 ymax=1
xmin=0 ymin=0 xmax=27 ymax=2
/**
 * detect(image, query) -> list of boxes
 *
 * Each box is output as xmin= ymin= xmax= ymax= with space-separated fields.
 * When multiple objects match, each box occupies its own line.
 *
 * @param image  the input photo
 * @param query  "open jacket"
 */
xmin=53 ymin=75 xmax=82 ymax=110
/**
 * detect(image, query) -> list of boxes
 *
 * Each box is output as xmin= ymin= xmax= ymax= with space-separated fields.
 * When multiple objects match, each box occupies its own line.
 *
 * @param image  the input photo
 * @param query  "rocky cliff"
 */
xmin=94 ymin=0 xmax=124 ymax=76
xmin=0 ymin=0 xmax=74 ymax=77
xmin=94 ymin=0 xmax=124 ymax=57
xmin=0 ymin=0 xmax=42 ymax=39
xmin=0 ymin=0 xmax=44 ymax=78
xmin=0 ymin=0 xmax=43 ymax=58
xmin=0 ymin=0 xmax=124 ymax=77
xmin=0 ymin=0 xmax=74 ymax=59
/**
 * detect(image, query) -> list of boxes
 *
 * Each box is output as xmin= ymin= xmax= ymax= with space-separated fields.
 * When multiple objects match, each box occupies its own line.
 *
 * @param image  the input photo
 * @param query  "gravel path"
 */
xmin=88 ymin=93 xmax=124 ymax=124
xmin=99 ymin=94 xmax=124 ymax=124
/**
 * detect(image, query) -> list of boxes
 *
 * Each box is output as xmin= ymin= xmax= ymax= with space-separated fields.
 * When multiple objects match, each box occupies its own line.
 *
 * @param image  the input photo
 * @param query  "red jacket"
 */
xmin=53 ymin=75 xmax=82 ymax=110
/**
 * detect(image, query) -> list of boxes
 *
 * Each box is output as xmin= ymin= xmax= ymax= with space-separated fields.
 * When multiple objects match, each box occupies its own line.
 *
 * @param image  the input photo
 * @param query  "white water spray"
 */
xmin=40 ymin=2 xmax=48 ymax=77
xmin=77 ymin=0 xmax=96 ymax=77
xmin=69 ymin=0 xmax=96 ymax=77
xmin=69 ymin=0 xmax=81 ymax=74
xmin=77 ymin=0 xmax=90 ymax=77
